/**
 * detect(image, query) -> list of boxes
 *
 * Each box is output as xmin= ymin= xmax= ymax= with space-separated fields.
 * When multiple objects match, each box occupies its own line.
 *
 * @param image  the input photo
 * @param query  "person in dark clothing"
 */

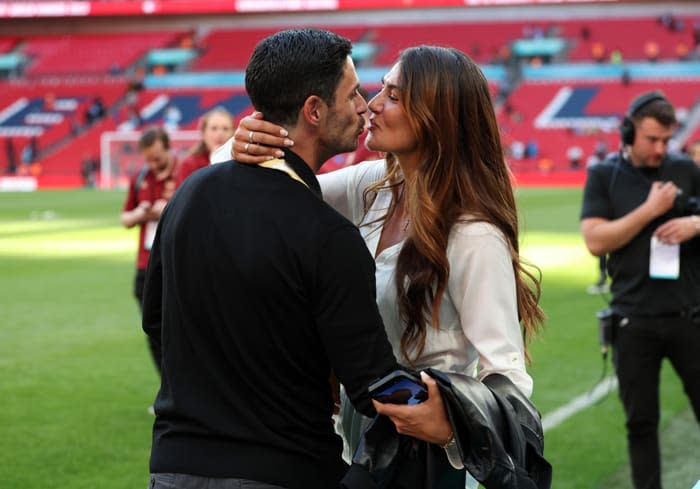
xmin=5 ymin=138 xmax=17 ymax=174
xmin=85 ymin=96 xmax=105 ymax=125
xmin=80 ymin=153 xmax=98 ymax=188
xmin=581 ymin=91 xmax=700 ymax=489
xmin=142 ymin=29 xmax=399 ymax=489
xmin=21 ymin=136 xmax=37 ymax=167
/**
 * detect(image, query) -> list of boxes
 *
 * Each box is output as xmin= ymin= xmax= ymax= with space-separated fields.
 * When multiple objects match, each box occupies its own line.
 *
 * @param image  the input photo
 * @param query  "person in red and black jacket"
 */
xmin=120 ymin=126 xmax=177 ymax=376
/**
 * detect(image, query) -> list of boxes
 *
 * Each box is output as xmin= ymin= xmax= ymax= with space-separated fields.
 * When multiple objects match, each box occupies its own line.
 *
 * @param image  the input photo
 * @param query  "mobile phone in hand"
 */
xmin=368 ymin=370 xmax=428 ymax=405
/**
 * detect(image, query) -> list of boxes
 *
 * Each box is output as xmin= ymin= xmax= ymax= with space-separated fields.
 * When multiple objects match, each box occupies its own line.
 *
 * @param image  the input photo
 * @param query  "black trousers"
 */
xmin=612 ymin=315 xmax=700 ymax=489
xmin=149 ymin=473 xmax=288 ymax=489
xmin=135 ymin=268 xmax=162 ymax=375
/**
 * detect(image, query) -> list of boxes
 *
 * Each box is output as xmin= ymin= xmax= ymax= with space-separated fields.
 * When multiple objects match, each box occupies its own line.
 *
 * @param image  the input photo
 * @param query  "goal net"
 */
xmin=99 ymin=130 xmax=201 ymax=189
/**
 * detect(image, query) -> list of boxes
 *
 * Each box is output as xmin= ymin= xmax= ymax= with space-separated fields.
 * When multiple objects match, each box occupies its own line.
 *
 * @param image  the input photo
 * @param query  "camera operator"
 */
xmin=580 ymin=91 xmax=700 ymax=489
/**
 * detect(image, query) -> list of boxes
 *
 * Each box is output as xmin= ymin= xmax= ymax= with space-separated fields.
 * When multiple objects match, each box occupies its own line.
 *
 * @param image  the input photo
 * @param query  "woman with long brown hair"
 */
xmin=174 ymin=106 xmax=233 ymax=184
xmin=222 ymin=45 xmax=544 ymax=487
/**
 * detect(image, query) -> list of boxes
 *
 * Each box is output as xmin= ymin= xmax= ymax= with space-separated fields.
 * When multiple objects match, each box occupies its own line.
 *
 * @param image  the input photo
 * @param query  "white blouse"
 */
xmin=321 ymin=160 xmax=530 ymax=488
xmin=321 ymin=160 xmax=530 ymax=486
xmin=319 ymin=159 xmax=532 ymax=396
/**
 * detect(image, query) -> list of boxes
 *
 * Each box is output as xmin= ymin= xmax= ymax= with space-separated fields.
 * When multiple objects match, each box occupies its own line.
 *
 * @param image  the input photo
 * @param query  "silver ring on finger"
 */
xmin=248 ymin=131 xmax=254 ymax=143
xmin=244 ymin=143 xmax=250 ymax=153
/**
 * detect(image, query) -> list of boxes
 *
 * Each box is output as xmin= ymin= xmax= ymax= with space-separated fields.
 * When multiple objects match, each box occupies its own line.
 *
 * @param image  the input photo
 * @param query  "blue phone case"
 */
xmin=369 ymin=371 xmax=428 ymax=405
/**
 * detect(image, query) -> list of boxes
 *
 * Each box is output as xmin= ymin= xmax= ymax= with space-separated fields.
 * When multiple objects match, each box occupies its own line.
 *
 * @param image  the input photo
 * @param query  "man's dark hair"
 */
xmin=630 ymin=96 xmax=676 ymax=127
xmin=138 ymin=126 xmax=170 ymax=151
xmin=245 ymin=28 xmax=353 ymax=126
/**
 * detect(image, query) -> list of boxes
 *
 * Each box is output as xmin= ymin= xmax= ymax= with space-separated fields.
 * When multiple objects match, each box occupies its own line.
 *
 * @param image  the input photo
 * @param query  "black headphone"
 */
xmin=619 ymin=91 xmax=667 ymax=146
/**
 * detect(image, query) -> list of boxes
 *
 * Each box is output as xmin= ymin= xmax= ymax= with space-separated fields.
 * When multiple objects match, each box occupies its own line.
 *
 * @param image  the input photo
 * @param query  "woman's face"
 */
xmin=202 ymin=112 xmax=234 ymax=152
xmin=366 ymin=63 xmax=418 ymax=158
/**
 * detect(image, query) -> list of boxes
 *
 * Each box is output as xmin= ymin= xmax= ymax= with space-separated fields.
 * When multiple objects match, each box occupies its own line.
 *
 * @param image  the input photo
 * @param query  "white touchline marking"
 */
xmin=542 ymin=375 xmax=618 ymax=432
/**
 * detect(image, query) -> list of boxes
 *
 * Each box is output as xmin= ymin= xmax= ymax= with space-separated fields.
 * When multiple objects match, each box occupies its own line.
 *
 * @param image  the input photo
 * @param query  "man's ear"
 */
xmin=301 ymin=95 xmax=326 ymax=127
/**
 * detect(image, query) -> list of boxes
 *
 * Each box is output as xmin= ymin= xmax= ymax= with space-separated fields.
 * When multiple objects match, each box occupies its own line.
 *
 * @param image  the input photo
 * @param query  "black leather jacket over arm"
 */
xmin=341 ymin=369 xmax=552 ymax=489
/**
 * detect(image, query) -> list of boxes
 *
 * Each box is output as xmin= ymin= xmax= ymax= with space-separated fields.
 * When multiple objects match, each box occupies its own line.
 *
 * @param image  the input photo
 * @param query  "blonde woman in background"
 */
xmin=175 ymin=106 xmax=233 ymax=184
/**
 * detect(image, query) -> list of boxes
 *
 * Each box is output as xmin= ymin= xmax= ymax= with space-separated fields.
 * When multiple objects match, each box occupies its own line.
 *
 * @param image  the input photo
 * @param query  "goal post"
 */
xmin=99 ymin=130 xmax=201 ymax=189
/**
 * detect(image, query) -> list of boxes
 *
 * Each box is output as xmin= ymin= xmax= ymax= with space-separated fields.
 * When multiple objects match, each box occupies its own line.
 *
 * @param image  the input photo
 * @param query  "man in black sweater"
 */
xmin=142 ymin=29 xmax=398 ymax=489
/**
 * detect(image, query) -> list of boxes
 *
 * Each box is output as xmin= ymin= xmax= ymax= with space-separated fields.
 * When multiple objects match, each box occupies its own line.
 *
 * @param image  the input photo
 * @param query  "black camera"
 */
xmin=596 ymin=309 xmax=616 ymax=354
xmin=674 ymin=190 xmax=700 ymax=215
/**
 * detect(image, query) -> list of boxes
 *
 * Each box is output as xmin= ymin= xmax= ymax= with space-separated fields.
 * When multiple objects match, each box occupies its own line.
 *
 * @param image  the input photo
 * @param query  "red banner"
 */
xmin=0 ymin=0 xmax=619 ymax=18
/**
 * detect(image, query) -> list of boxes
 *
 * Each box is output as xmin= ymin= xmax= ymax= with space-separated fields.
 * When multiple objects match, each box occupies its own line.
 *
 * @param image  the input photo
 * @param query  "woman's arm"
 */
xmin=229 ymin=112 xmax=292 ymax=163
xmin=449 ymin=221 xmax=533 ymax=397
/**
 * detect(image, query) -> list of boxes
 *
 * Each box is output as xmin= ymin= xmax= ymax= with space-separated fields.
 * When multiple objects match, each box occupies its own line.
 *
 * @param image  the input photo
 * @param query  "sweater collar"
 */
xmin=281 ymin=148 xmax=322 ymax=199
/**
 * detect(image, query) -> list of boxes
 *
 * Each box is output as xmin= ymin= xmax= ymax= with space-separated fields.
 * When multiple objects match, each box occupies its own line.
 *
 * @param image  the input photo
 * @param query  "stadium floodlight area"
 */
xmin=99 ymin=130 xmax=199 ymax=189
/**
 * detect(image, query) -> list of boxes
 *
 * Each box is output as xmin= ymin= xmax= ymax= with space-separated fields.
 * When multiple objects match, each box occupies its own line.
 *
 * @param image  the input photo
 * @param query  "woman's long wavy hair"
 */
xmin=363 ymin=46 xmax=544 ymax=365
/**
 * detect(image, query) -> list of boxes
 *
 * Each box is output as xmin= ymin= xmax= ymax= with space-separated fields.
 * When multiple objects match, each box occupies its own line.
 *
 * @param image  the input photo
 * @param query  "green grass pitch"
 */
xmin=0 ymin=188 xmax=697 ymax=488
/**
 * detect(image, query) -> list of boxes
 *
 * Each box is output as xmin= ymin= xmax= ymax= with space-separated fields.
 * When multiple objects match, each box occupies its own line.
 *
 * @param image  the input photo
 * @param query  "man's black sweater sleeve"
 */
xmin=142 ymin=218 xmax=164 ymax=341
xmin=312 ymin=223 xmax=398 ymax=417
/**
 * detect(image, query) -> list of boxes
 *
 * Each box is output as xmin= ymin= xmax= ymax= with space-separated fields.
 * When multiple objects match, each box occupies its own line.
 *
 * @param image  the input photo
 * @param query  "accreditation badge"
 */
xmin=649 ymin=236 xmax=680 ymax=280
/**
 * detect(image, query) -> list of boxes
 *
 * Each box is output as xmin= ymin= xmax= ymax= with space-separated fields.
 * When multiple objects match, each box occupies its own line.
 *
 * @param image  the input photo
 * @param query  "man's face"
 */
xmin=629 ymin=117 xmax=674 ymax=168
xmin=319 ymin=57 xmax=368 ymax=160
xmin=142 ymin=139 xmax=173 ymax=179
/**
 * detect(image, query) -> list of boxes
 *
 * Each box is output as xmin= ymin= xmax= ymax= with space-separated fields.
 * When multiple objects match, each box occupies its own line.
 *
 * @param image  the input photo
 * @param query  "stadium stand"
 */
xmin=561 ymin=16 xmax=697 ymax=61
xmin=188 ymin=28 xmax=278 ymax=71
xmin=2 ymin=6 xmax=700 ymax=187
xmin=0 ymin=80 xmax=129 ymax=175
xmin=39 ymin=117 xmax=116 ymax=181
xmin=21 ymin=31 xmax=187 ymax=76
xmin=0 ymin=37 xmax=17 ymax=54
xmin=191 ymin=26 xmax=369 ymax=71
xmin=127 ymin=88 xmax=251 ymax=129
xmin=368 ymin=21 xmax=530 ymax=65
xmin=500 ymin=80 xmax=700 ymax=172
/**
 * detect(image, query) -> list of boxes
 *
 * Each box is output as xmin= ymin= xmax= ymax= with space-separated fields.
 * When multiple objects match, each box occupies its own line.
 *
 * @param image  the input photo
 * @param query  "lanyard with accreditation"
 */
xmin=259 ymin=158 xmax=310 ymax=189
